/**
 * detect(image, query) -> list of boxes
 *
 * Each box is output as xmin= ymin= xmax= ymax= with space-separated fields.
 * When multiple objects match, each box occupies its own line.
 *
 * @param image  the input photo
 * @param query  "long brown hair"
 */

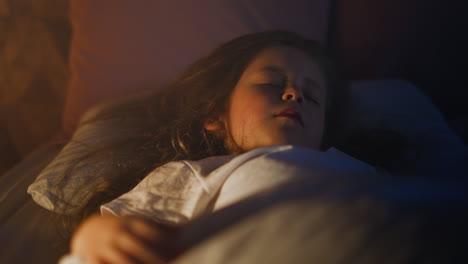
xmin=58 ymin=30 xmax=346 ymax=238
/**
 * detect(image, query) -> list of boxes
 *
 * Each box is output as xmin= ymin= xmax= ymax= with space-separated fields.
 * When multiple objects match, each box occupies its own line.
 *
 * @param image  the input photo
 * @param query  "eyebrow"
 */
xmin=258 ymin=65 xmax=322 ymax=90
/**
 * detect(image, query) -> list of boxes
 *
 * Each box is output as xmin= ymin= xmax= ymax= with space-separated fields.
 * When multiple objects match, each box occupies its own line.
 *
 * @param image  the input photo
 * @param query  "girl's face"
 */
xmin=206 ymin=45 xmax=327 ymax=153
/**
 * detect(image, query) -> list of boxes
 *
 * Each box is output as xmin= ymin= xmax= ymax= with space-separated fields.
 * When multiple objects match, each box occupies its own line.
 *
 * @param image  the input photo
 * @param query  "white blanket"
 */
xmin=101 ymin=145 xmax=376 ymax=224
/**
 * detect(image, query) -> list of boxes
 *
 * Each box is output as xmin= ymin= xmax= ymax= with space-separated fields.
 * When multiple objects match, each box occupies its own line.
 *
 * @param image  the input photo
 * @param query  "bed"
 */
xmin=1 ymin=0 xmax=467 ymax=263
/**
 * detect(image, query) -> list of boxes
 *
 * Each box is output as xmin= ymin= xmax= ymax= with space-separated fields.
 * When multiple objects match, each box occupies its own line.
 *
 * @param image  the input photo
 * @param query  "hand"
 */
xmin=70 ymin=214 xmax=181 ymax=264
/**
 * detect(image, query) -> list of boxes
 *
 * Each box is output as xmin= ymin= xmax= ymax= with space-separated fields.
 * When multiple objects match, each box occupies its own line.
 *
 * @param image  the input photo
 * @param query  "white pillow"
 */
xmin=344 ymin=80 xmax=467 ymax=177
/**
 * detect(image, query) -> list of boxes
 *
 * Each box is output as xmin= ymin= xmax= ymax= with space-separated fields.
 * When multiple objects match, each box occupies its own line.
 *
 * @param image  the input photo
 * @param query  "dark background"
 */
xmin=0 ymin=0 xmax=70 ymax=175
xmin=329 ymin=0 xmax=468 ymax=122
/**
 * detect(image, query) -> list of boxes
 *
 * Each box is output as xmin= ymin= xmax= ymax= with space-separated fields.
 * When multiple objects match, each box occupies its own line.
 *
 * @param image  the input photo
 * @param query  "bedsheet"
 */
xmin=0 ymin=143 xmax=66 ymax=264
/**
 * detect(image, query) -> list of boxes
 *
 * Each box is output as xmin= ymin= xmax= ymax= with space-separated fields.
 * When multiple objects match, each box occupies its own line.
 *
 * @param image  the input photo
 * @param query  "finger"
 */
xmin=97 ymin=246 xmax=138 ymax=264
xmin=113 ymin=230 xmax=167 ymax=264
xmin=125 ymin=218 xmax=182 ymax=260
xmin=125 ymin=217 xmax=162 ymax=243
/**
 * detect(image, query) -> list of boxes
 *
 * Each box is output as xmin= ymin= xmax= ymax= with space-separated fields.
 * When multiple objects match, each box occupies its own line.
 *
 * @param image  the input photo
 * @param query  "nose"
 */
xmin=281 ymin=87 xmax=304 ymax=104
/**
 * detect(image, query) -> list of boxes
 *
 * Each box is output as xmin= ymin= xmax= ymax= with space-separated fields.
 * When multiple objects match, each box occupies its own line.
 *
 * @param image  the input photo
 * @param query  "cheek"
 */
xmin=227 ymin=93 xmax=272 ymax=138
xmin=303 ymin=107 xmax=326 ymax=136
xmin=229 ymin=100 xmax=256 ymax=134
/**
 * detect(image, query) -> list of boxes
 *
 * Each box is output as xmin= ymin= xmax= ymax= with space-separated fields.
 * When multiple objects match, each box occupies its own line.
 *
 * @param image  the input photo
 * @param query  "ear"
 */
xmin=204 ymin=118 xmax=224 ymax=132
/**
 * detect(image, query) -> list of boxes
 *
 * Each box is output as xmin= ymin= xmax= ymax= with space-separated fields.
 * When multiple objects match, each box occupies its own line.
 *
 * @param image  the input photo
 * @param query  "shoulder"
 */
xmin=236 ymin=145 xmax=378 ymax=176
xmin=144 ymin=155 xmax=235 ymax=181
xmin=100 ymin=156 xmax=235 ymax=223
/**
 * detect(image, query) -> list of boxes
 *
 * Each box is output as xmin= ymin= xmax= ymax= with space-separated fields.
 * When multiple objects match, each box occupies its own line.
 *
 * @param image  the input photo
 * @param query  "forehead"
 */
xmin=244 ymin=45 xmax=321 ymax=75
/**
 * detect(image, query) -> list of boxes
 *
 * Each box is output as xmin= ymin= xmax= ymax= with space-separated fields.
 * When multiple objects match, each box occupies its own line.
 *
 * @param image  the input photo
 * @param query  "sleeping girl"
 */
xmin=59 ymin=30 xmax=379 ymax=264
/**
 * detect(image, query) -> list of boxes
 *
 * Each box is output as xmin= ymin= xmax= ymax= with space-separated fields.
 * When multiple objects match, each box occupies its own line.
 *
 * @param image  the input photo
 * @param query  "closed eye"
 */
xmin=304 ymin=94 xmax=320 ymax=105
xmin=259 ymin=83 xmax=282 ymax=87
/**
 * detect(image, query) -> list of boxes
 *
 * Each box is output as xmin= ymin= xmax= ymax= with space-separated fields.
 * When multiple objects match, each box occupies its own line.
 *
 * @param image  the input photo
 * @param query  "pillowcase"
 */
xmin=63 ymin=0 xmax=331 ymax=136
xmin=27 ymin=117 xmax=149 ymax=214
xmin=343 ymin=80 xmax=467 ymax=177
xmin=28 ymin=79 xmax=468 ymax=214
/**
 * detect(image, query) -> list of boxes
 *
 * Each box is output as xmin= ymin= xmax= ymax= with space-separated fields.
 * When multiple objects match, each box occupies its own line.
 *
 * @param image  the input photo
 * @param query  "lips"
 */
xmin=275 ymin=108 xmax=304 ymax=127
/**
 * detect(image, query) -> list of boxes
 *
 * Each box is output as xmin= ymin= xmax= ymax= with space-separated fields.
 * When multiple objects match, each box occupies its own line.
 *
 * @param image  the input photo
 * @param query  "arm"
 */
xmin=70 ymin=214 xmax=181 ymax=264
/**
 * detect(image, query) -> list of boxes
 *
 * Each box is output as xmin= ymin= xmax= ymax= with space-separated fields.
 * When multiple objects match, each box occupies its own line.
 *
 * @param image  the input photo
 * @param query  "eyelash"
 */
xmin=259 ymin=83 xmax=320 ymax=105
xmin=260 ymin=83 xmax=281 ymax=88
xmin=304 ymin=95 xmax=319 ymax=104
